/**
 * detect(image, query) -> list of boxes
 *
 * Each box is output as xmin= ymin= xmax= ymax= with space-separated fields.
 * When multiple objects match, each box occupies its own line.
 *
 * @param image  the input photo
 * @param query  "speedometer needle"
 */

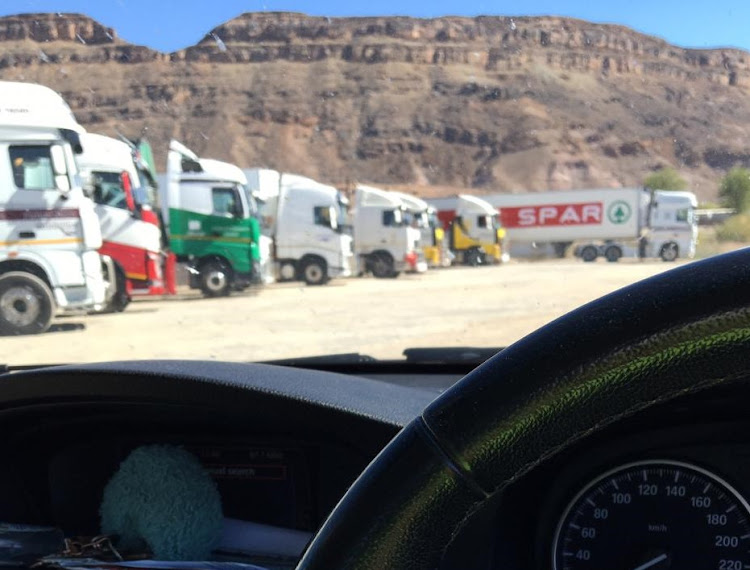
xmin=632 ymin=553 xmax=668 ymax=570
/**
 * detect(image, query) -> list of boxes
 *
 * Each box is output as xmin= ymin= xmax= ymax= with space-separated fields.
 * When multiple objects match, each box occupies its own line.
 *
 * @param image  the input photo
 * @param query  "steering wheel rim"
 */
xmin=298 ymin=248 xmax=750 ymax=569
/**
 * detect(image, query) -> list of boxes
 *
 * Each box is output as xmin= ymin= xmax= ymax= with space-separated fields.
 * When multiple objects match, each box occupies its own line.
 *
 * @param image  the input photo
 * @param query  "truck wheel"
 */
xmin=465 ymin=248 xmax=483 ymax=267
xmin=278 ymin=261 xmax=296 ymax=282
xmin=200 ymin=261 xmax=231 ymax=297
xmin=99 ymin=265 xmax=130 ymax=313
xmin=660 ymin=242 xmax=679 ymax=262
xmin=580 ymin=246 xmax=598 ymax=263
xmin=302 ymin=258 xmax=328 ymax=286
xmin=0 ymin=272 xmax=55 ymax=335
xmin=553 ymin=242 xmax=571 ymax=259
xmin=604 ymin=246 xmax=622 ymax=263
xmin=371 ymin=253 xmax=395 ymax=279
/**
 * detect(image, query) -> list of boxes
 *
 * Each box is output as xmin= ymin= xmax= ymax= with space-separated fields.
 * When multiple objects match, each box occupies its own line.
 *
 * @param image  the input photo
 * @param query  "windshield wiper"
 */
xmin=402 ymin=347 xmax=503 ymax=364
xmin=259 ymin=353 xmax=378 ymax=366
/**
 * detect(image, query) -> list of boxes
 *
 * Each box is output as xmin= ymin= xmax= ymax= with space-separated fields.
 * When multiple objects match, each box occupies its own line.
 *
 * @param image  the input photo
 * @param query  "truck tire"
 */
xmin=199 ymin=260 xmax=231 ymax=297
xmin=302 ymin=258 xmax=329 ymax=286
xmin=278 ymin=261 xmax=296 ymax=282
xmin=0 ymin=271 xmax=55 ymax=335
xmin=604 ymin=245 xmax=622 ymax=263
xmin=99 ymin=265 xmax=130 ymax=313
xmin=553 ymin=242 xmax=572 ymax=259
xmin=580 ymin=245 xmax=598 ymax=263
xmin=465 ymin=248 xmax=484 ymax=267
xmin=660 ymin=242 xmax=679 ymax=262
xmin=370 ymin=252 xmax=396 ymax=279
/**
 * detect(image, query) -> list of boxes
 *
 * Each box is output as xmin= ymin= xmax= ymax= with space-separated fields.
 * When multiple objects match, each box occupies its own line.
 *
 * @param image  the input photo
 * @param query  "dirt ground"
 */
xmin=3 ymin=259 xmax=690 ymax=366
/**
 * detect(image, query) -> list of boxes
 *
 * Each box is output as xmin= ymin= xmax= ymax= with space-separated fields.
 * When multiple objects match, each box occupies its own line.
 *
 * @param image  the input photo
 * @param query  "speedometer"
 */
xmin=552 ymin=460 xmax=750 ymax=569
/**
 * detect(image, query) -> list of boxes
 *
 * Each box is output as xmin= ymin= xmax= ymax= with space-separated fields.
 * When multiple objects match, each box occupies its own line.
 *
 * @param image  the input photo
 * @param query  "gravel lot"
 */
xmin=3 ymin=259 xmax=688 ymax=366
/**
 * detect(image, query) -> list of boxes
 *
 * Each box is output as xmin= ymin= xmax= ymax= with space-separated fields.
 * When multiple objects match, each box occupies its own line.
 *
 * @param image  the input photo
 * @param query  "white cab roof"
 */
xmin=0 ymin=81 xmax=84 ymax=133
xmin=199 ymin=159 xmax=247 ymax=185
xmin=78 ymin=133 xmax=137 ymax=180
xmin=458 ymin=194 xmax=498 ymax=216
xmin=390 ymin=191 xmax=429 ymax=213
xmin=357 ymin=185 xmax=403 ymax=208
xmin=653 ymin=190 xmax=698 ymax=207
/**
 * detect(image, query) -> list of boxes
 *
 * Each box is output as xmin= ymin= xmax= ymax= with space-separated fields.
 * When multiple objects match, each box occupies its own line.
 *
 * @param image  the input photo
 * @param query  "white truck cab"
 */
xmin=391 ymin=191 xmax=449 ymax=268
xmin=645 ymin=190 xmax=698 ymax=261
xmin=353 ymin=185 xmax=425 ymax=278
xmin=0 ymin=81 xmax=112 ymax=335
xmin=246 ymin=169 xmax=354 ymax=285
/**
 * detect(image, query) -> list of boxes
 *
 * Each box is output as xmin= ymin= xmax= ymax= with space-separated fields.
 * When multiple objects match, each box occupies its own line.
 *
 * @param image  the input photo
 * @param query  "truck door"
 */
xmin=381 ymin=209 xmax=405 ymax=253
xmin=3 ymin=144 xmax=85 ymax=281
xmin=204 ymin=186 xmax=254 ymax=275
xmin=90 ymin=171 xmax=149 ymax=282
xmin=312 ymin=205 xmax=339 ymax=254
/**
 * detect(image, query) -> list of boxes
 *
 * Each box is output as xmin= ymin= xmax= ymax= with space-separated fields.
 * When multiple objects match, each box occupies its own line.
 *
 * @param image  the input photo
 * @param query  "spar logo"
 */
xmin=502 ymin=202 xmax=604 ymax=228
xmin=607 ymin=200 xmax=632 ymax=224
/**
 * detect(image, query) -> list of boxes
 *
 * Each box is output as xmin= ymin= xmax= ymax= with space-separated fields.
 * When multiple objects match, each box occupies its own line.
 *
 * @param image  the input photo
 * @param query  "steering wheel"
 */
xmin=297 ymin=248 xmax=750 ymax=569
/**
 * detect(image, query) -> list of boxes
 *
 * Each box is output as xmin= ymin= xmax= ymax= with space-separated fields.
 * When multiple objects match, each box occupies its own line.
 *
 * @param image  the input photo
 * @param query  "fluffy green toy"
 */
xmin=100 ymin=445 xmax=223 ymax=561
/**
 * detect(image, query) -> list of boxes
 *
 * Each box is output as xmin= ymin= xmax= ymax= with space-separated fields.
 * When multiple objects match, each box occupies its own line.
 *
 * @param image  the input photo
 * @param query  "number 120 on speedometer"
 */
xmin=553 ymin=460 xmax=750 ymax=569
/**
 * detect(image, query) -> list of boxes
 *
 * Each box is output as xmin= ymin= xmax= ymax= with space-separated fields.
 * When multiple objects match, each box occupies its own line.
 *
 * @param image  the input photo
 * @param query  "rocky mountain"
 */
xmin=1 ymin=11 xmax=750 ymax=199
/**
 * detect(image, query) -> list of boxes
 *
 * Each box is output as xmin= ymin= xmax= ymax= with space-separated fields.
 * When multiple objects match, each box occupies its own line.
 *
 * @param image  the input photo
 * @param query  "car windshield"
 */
xmin=0 ymin=1 xmax=743 ymax=366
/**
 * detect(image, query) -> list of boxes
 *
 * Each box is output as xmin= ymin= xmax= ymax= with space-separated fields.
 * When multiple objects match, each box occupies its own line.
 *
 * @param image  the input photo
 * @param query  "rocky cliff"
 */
xmin=2 ymin=11 xmax=750 ymax=198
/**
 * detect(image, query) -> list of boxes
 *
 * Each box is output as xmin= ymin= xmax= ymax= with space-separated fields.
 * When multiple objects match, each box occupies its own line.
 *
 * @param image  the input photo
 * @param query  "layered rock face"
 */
xmin=1 ymin=11 xmax=749 ymax=198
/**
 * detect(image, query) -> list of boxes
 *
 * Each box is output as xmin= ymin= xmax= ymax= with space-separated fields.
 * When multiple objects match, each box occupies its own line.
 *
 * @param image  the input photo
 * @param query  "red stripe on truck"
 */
xmin=500 ymin=202 xmax=603 ymax=228
xmin=0 ymin=208 xmax=80 ymax=220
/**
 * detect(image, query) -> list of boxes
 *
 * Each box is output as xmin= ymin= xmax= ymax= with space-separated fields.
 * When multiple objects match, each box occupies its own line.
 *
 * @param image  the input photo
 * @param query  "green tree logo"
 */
xmin=608 ymin=201 xmax=632 ymax=224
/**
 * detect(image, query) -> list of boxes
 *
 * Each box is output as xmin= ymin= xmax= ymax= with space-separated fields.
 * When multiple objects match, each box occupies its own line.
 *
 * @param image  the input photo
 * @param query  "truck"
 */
xmin=429 ymin=194 xmax=507 ymax=266
xmin=0 ymin=81 xmax=113 ymax=335
xmin=353 ymin=185 xmax=426 ymax=278
xmin=163 ymin=140 xmax=262 ymax=297
xmin=479 ymin=188 xmax=698 ymax=262
xmin=390 ymin=191 xmax=451 ymax=268
xmin=77 ymin=133 xmax=176 ymax=312
xmin=246 ymin=169 xmax=354 ymax=285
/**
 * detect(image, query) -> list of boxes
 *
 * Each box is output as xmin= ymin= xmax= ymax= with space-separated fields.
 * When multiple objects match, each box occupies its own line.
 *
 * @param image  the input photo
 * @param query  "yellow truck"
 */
xmin=431 ymin=194 xmax=507 ymax=266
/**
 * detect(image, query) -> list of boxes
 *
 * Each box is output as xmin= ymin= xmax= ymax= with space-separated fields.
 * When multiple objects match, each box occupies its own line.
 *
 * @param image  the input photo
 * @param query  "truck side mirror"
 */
xmin=329 ymin=206 xmax=338 ymax=231
xmin=233 ymin=195 xmax=245 ymax=219
xmin=121 ymin=171 xmax=138 ymax=216
xmin=50 ymin=145 xmax=71 ymax=194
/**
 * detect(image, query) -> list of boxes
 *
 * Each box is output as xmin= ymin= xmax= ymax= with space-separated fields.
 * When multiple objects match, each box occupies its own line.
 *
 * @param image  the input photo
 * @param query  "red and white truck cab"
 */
xmin=77 ymin=133 xmax=175 ymax=311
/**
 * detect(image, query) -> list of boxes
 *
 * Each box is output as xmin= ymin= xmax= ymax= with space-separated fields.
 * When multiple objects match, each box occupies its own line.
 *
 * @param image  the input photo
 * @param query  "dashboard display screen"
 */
xmin=188 ymin=444 xmax=315 ymax=531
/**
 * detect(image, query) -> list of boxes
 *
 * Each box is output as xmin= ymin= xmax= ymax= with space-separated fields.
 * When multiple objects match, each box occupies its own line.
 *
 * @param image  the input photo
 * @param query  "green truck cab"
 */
xmin=164 ymin=140 xmax=261 ymax=296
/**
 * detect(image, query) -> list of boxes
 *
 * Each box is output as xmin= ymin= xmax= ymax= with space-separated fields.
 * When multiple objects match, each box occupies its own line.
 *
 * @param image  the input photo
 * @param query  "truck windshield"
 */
xmin=382 ymin=209 xmax=404 ymax=227
xmin=676 ymin=207 xmax=695 ymax=225
xmin=413 ymin=212 xmax=430 ymax=228
xmin=336 ymin=199 xmax=352 ymax=231
xmin=242 ymin=185 xmax=259 ymax=217
xmin=135 ymin=168 xmax=158 ymax=208
xmin=428 ymin=212 xmax=440 ymax=229
xmin=91 ymin=171 xmax=127 ymax=209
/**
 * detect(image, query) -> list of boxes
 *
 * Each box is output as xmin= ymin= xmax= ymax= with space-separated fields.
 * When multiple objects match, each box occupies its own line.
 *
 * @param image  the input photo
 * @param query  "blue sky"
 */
xmin=4 ymin=1 xmax=749 ymax=53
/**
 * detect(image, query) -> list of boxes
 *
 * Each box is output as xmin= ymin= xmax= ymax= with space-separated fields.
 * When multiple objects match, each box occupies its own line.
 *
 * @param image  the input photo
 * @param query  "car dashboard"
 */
xmin=1 ymin=362 xmax=749 ymax=569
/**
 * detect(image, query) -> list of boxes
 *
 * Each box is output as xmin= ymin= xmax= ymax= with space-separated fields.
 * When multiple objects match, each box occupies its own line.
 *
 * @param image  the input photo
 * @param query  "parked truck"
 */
xmin=480 ymin=188 xmax=697 ymax=262
xmin=246 ymin=169 xmax=354 ymax=285
xmin=353 ymin=185 xmax=426 ymax=278
xmin=163 ymin=140 xmax=262 ymax=296
xmin=0 ymin=81 xmax=114 ymax=335
xmin=77 ymin=133 xmax=176 ymax=312
xmin=391 ymin=191 xmax=450 ymax=268
xmin=429 ymin=194 xmax=506 ymax=266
